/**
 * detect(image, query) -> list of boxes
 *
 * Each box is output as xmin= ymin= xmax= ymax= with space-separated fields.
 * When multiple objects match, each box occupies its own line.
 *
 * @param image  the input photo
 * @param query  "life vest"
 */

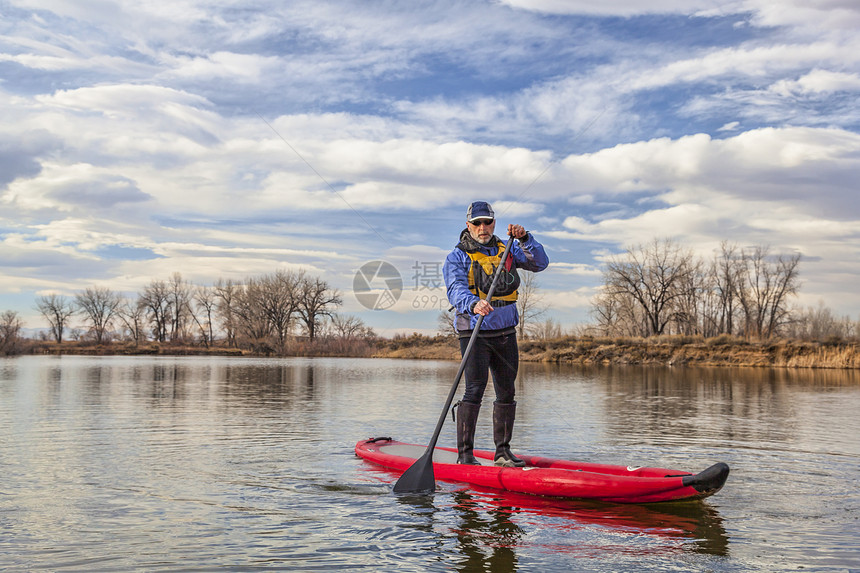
xmin=458 ymin=238 xmax=520 ymax=303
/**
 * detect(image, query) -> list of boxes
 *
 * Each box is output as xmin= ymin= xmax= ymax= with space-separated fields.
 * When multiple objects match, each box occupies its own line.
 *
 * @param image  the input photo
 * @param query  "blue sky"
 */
xmin=2 ymin=0 xmax=859 ymax=336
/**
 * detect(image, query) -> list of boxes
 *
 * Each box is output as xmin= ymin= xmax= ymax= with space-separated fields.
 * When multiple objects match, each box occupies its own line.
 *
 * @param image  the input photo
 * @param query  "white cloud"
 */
xmin=497 ymin=0 xmax=860 ymax=32
xmin=160 ymin=52 xmax=281 ymax=83
xmin=492 ymin=201 xmax=544 ymax=219
xmin=745 ymin=0 xmax=860 ymax=31
xmin=548 ymin=262 xmax=603 ymax=277
xmin=539 ymin=126 xmax=860 ymax=320
xmin=769 ymin=69 xmax=860 ymax=96
xmin=497 ymin=0 xmax=726 ymax=16
xmin=626 ymin=42 xmax=859 ymax=93
xmin=3 ymin=0 xmax=860 ymax=329
xmin=542 ymin=287 xmax=596 ymax=310
xmin=555 ymin=127 xmax=860 ymax=213
xmin=37 ymin=84 xmax=214 ymax=121
xmin=3 ymin=162 xmax=152 ymax=213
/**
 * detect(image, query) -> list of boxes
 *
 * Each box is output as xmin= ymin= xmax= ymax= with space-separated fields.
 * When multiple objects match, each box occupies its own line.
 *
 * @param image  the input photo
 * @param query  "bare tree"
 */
xmin=603 ymin=238 xmax=696 ymax=336
xmin=167 ymin=273 xmax=194 ymax=342
xmin=786 ymin=301 xmax=853 ymax=340
xmin=140 ymin=279 xmax=172 ymax=342
xmin=116 ymin=297 xmax=146 ymax=345
xmin=530 ymin=317 xmax=563 ymax=340
xmin=330 ymin=313 xmax=375 ymax=339
xmin=591 ymin=287 xmax=646 ymax=337
xmin=734 ymin=246 xmax=801 ymax=338
xmin=516 ymin=270 xmax=546 ymax=339
xmin=437 ymin=307 xmax=457 ymax=337
xmin=594 ymin=239 xmax=803 ymax=339
xmin=213 ymin=279 xmax=238 ymax=347
xmin=331 ymin=313 xmax=361 ymax=338
xmin=591 ymin=288 xmax=616 ymax=336
xmin=297 ymin=276 xmax=342 ymax=341
xmin=713 ymin=241 xmax=742 ymax=336
xmin=0 ymin=310 xmax=24 ymax=355
xmin=191 ymin=285 xmax=217 ymax=347
xmin=230 ymin=277 xmax=276 ymax=351
xmin=75 ymin=286 xmax=122 ymax=344
xmin=36 ymin=294 xmax=76 ymax=343
xmin=259 ymin=270 xmax=303 ymax=349
xmin=671 ymin=256 xmax=707 ymax=335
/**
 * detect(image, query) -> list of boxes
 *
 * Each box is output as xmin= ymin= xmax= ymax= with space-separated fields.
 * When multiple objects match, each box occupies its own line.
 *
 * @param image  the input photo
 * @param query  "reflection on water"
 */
xmin=451 ymin=487 xmax=729 ymax=556
xmin=389 ymin=479 xmax=729 ymax=573
xmin=1 ymin=355 xmax=858 ymax=572
xmin=450 ymin=491 xmax=523 ymax=572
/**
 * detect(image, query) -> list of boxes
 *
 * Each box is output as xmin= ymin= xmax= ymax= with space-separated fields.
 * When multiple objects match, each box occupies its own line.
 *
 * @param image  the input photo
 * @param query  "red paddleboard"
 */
xmin=356 ymin=437 xmax=729 ymax=504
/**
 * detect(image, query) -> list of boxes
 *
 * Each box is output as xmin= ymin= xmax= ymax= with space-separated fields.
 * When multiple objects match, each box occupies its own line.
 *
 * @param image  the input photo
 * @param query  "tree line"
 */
xmin=21 ymin=270 xmax=374 ymax=355
xmin=591 ymin=238 xmax=809 ymax=339
xmin=2 ymin=238 xmax=857 ymax=357
xmin=439 ymin=237 xmax=850 ymax=343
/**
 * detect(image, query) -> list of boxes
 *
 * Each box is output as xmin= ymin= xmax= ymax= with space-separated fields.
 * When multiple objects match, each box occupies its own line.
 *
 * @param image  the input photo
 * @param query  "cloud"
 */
xmin=555 ymin=127 xmax=860 ymax=215
xmin=745 ymin=0 xmax=860 ymax=31
xmin=2 ymin=0 xmax=860 ymax=329
xmin=537 ymin=127 xmax=860 ymax=304
xmin=542 ymin=287 xmax=596 ymax=310
xmin=0 ymin=230 xmax=120 ymax=298
xmin=46 ymin=175 xmax=149 ymax=208
xmin=3 ymin=162 xmax=152 ymax=216
xmin=497 ymin=0 xmax=860 ymax=32
xmin=496 ymin=0 xmax=726 ymax=16
xmin=0 ymin=129 xmax=54 ymax=186
xmin=769 ymin=69 xmax=860 ymax=96
xmin=38 ymin=84 xmax=211 ymax=113
xmin=160 ymin=52 xmax=281 ymax=83
xmin=548 ymin=262 xmax=603 ymax=277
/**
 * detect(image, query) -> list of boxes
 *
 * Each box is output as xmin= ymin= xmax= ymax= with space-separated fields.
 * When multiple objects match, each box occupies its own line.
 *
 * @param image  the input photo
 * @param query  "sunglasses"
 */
xmin=469 ymin=219 xmax=495 ymax=226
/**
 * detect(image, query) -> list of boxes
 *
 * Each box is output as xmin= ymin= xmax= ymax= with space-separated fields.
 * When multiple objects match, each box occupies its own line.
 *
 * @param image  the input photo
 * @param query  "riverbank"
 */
xmin=517 ymin=335 xmax=860 ymax=368
xmin=376 ymin=335 xmax=860 ymax=368
xmin=19 ymin=335 xmax=860 ymax=368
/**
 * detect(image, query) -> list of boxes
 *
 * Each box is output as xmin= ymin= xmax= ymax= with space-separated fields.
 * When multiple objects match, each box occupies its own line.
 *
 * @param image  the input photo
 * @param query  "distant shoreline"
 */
xmin=376 ymin=335 xmax=860 ymax=369
xmin=20 ymin=335 xmax=860 ymax=369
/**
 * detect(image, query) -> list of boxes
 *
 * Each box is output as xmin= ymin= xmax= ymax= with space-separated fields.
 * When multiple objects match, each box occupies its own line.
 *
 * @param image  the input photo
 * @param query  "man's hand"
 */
xmin=473 ymin=299 xmax=494 ymax=316
xmin=507 ymin=224 xmax=527 ymax=239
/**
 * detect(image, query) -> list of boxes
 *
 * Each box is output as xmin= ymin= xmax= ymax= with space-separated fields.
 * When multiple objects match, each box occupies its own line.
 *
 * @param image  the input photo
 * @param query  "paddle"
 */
xmin=393 ymin=231 xmax=516 ymax=494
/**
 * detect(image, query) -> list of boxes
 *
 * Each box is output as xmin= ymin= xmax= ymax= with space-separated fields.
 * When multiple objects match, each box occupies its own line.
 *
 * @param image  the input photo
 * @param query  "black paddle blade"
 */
xmin=392 ymin=450 xmax=436 ymax=494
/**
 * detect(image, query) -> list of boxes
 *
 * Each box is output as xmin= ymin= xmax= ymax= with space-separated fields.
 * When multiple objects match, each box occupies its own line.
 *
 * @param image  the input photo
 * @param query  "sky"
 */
xmin=1 ymin=0 xmax=859 ymax=337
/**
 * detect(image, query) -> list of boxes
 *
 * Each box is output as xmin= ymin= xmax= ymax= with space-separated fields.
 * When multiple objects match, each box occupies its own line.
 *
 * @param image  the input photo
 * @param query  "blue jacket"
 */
xmin=443 ymin=230 xmax=549 ymax=333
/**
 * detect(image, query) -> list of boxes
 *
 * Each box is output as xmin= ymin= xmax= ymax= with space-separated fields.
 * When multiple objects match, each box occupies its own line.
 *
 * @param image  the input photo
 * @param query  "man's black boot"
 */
xmin=456 ymin=400 xmax=482 ymax=465
xmin=493 ymin=401 xmax=526 ymax=467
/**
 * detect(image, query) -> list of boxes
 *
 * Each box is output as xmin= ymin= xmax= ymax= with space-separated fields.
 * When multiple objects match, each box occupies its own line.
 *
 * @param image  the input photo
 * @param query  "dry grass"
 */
xmin=31 ymin=340 xmax=249 ymax=356
xmin=517 ymin=336 xmax=859 ymax=368
xmin=20 ymin=334 xmax=860 ymax=368
xmin=375 ymin=342 xmax=459 ymax=360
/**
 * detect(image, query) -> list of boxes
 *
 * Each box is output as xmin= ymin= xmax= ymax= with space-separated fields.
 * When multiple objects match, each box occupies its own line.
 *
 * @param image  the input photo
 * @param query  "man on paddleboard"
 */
xmin=443 ymin=201 xmax=549 ymax=466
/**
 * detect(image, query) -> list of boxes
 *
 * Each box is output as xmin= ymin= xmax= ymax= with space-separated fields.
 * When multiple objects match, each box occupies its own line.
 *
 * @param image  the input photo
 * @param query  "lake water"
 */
xmin=1 ymin=355 xmax=858 ymax=572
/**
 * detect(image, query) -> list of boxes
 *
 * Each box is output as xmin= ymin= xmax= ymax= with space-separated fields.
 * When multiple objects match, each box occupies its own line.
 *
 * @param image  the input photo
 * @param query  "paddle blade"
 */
xmin=392 ymin=450 xmax=436 ymax=494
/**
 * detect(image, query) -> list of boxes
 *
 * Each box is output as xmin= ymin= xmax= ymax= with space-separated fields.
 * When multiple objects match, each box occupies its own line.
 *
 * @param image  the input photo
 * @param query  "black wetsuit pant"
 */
xmin=459 ymin=333 xmax=518 ymax=404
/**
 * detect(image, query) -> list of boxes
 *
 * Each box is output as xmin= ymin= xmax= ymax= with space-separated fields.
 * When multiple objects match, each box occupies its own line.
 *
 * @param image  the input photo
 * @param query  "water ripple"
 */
xmin=1 ymin=356 xmax=858 ymax=572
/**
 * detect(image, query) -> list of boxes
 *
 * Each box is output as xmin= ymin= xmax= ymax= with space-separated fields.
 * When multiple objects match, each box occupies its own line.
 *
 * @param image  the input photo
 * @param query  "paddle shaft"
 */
xmin=393 ymin=232 xmax=516 ymax=493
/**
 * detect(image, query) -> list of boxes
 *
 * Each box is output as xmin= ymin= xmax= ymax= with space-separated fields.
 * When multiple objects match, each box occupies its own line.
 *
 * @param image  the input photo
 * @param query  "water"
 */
xmin=1 ymin=355 xmax=858 ymax=572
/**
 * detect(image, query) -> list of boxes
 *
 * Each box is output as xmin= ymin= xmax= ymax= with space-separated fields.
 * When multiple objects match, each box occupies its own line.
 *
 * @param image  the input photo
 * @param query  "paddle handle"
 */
xmin=424 ymin=233 xmax=517 ymax=453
